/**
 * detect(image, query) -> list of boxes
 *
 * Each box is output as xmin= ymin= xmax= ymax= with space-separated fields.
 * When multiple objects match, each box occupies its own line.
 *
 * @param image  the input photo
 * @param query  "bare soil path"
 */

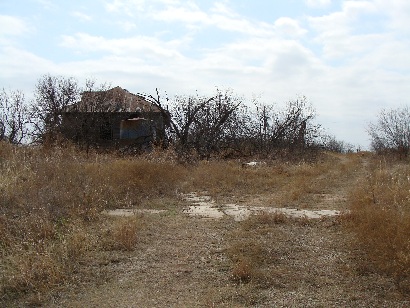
xmin=46 ymin=154 xmax=409 ymax=307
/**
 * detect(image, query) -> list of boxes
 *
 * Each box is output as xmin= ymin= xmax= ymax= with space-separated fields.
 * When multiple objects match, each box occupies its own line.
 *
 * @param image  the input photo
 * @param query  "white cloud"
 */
xmin=343 ymin=1 xmax=378 ymax=17
xmin=0 ymin=15 xmax=29 ymax=38
xmin=274 ymin=17 xmax=307 ymax=37
xmin=117 ymin=21 xmax=138 ymax=31
xmin=104 ymin=0 xmax=145 ymax=16
xmin=35 ymin=0 xmax=56 ymax=10
xmin=154 ymin=2 xmax=275 ymax=37
xmin=71 ymin=11 xmax=93 ymax=22
xmin=0 ymin=46 xmax=57 ymax=93
xmin=104 ymin=0 xmax=180 ymax=15
xmin=307 ymin=1 xmax=382 ymax=59
xmin=303 ymin=0 xmax=410 ymax=120
xmin=374 ymin=0 xmax=410 ymax=33
xmin=211 ymin=14 xmax=274 ymax=37
xmin=154 ymin=3 xmax=209 ymax=24
xmin=210 ymin=2 xmax=237 ymax=17
xmin=60 ymin=33 xmax=185 ymax=60
xmin=305 ymin=0 xmax=331 ymax=8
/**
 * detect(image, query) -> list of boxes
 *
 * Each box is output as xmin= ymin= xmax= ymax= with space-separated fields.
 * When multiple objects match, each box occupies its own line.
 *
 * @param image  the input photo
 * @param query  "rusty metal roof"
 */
xmin=63 ymin=86 xmax=160 ymax=113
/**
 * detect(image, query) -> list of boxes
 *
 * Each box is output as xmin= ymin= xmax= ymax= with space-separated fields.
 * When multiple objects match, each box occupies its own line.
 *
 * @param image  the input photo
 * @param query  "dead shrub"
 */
xmin=231 ymin=257 xmax=253 ymax=284
xmin=260 ymin=211 xmax=288 ymax=224
xmin=26 ymin=214 xmax=56 ymax=242
xmin=225 ymin=209 xmax=290 ymax=295
xmin=114 ymin=218 xmax=139 ymax=251
xmin=226 ymin=238 xmax=276 ymax=288
xmin=227 ymin=240 xmax=265 ymax=265
xmin=0 ymin=215 xmax=12 ymax=250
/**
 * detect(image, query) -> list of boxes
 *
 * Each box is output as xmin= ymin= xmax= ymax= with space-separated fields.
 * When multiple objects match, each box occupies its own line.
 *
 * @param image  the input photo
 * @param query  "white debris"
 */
xmin=182 ymin=193 xmax=342 ymax=221
xmin=102 ymin=209 xmax=166 ymax=217
xmin=242 ymin=161 xmax=267 ymax=168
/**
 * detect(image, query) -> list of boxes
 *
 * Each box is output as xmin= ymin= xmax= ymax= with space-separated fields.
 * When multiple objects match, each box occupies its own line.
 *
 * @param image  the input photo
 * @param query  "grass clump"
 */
xmin=225 ymin=212 xmax=288 ymax=292
xmin=227 ymin=240 xmax=273 ymax=287
xmin=102 ymin=216 xmax=143 ymax=251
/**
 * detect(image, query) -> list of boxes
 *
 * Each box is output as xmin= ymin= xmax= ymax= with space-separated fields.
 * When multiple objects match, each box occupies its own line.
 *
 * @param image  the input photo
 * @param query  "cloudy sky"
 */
xmin=1 ymin=0 xmax=410 ymax=148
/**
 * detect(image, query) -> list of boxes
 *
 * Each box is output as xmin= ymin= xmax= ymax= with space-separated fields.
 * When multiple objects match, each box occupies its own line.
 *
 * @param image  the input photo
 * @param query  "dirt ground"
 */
xmin=38 ymin=155 xmax=410 ymax=307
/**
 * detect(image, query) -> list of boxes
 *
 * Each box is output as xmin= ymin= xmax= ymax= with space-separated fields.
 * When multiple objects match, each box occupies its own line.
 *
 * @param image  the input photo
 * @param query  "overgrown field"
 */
xmin=1 ymin=142 xmax=410 ymax=306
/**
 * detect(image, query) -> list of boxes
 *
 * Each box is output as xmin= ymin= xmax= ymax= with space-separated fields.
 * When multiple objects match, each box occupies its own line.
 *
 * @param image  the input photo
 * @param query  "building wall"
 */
xmin=60 ymin=111 xmax=164 ymax=147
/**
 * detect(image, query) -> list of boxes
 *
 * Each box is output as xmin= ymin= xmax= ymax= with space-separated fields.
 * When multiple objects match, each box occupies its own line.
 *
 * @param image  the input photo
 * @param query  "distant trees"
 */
xmin=253 ymin=97 xmax=321 ymax=156
xmin=30 ymin=74 xmax=81 ymax=144
xmin=0 ymin=88 xmax=29 ymax=144
xmin=141 ymin=89 xmax=244 ymax=159
xmin=321 ymin=135 xmax=355 ymax=153
xmin=368 ymin=106 xmax=410 ymax=157
xmin=142 ymin=90 xmax=323 ymax=160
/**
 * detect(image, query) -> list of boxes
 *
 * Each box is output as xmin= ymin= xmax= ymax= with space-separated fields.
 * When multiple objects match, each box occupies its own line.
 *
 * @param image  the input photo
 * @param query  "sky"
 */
xmin=1 ymin=0 xmax=410 ymax=148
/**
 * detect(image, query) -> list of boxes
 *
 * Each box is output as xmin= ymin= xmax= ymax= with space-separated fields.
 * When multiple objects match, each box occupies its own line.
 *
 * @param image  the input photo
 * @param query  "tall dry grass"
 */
xmin=348 ymin=157 xmax=410 ymax=292
xmin=0 ymin=141 xmax=186 ymax=303
xmin=188 ymin=160 xmax=281 ymax=197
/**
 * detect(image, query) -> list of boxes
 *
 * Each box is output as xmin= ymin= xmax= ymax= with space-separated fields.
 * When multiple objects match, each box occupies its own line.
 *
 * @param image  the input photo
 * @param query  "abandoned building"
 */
xmin=59 ymin=86 xmax=167 ymax=147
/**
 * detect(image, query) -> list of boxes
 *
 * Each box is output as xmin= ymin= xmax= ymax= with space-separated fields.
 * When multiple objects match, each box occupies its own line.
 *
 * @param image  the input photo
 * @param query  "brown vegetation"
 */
xmin=348 ymin=156 xmax=410 ymax=292
xmin=0 ymin=142 xmax=185 ymax=304
xmin=1 ymin=142 xmax=410 ymax=306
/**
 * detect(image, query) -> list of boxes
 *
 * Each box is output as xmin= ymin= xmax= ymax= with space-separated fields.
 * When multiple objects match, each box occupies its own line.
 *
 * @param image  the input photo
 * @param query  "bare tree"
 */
xmin=271 ymin=97 xmax=320 ymax=149
xmin=30 ymin=74 xmax=81 ymax=144
xmin=321 ymin=134 xmax=355 ymax=153
xmin=142 ymin=90 xmax=324 ymax=159
xmin=141 ymin=89 xmax=242 ymax=159
xmin=245 ymin=97 xmax=321 ymax=157
xmin=190 ymin=89 xmax=242 ymax=158
xmin=368 ymin=106 xmax=410 ymax=156
xmin=138 ymin=89 xmax=207 ymax=149
xmin=0 ymin=88 xmax=29 ymax=144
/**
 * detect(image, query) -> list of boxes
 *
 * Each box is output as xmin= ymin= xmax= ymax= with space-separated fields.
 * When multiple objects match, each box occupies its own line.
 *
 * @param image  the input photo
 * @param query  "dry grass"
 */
xmin=225 ymin=212 xmax=289 ymax=294
xmin=348 ymin=156 xmax=410 ymax=292
xmin=101 ymin=216 xmax=143 ymax=251
xmin=186 ymin=155 xmax=347 ymax=206
xmin=3 ymin=248 xmax=65 ymax=293
xmin=187 ymin=160 xmax=280 ymax=197
xmin=5 ymin=140 xmax=405 ymax=306
xmin=0 ymin=142 xmax=186 ymax=303
xmin=241 ymin=211 xmax=288 ymax=231
xmin=2 ymin=142 xmax=314 ymax=304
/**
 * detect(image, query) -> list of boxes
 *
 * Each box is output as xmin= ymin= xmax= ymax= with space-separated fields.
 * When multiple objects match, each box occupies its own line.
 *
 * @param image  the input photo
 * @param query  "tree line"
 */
xmin=2 ymin=74 xmax=391 ymax=159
